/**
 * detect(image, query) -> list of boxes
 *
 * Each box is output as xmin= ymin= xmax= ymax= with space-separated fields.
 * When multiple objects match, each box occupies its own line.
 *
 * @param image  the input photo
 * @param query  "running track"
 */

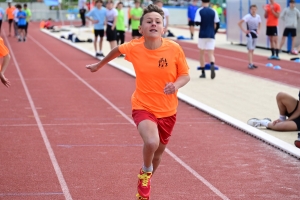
xmin=1 ymin=23 xmax=300 ymax=199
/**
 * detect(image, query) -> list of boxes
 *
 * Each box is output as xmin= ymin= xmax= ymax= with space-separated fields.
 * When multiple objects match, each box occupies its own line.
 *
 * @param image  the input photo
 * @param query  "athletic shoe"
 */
xmin=118 ymin=54 xmax=125 ymax=57
xmin=99 ymin=53 xmax=105 ymax=57
xmin=295 ymin=140 xmax=300 ymax=148
xmin=268 ymin=56 xmax=276 ymax=60
xmin=248 ymin=64 xmax=254 ymax=69
xmin=252 ymin=65 xmax=258 ymax=68
xmin=247 ymin=118 xmax=271 ymax=127
xmin=210 ymin=65 xmax=215 ymax=79
xmin=137 ymin=168 xmax=152 ymax=199
xmin=23 ymin=37 xmax=26 ymax=42
xmin=18 ymin=38 xmax=22 ymax=42
xmin=199 ymin=73 xmax=206 ymax=78
xmin=274 ymin=56 xmax=280 ymax=60
xmin=136 ymin=193 xmax=149 ymax=200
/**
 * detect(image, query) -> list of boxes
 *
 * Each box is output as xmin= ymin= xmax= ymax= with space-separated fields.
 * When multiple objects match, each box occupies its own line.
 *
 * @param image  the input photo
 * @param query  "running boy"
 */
xmin=0 ymin=37 xmax=11 ymax=88
xmin=279 ymin=0 xmax=300 ymax=54
xmin=86 ymin=4 xmax=190 ymax=199
xmin=86 ymin=0 xmax=106 ymax=57
xmin=263 ymin=0 xmax=281 ymax=60
xmin=5 ymin=2 xmax=15 ymax=37
xmin=238 ymin=4 xmax=261 ymax=69
xmin=194 ymin=0 xmax=219 ymax=79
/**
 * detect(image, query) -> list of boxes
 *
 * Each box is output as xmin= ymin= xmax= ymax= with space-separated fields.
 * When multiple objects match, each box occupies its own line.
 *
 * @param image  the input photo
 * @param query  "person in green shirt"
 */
xmin=130 ymin=0 xmax=143 ymax=39
xmin=116 ymin=2 xmax=125 ymax=45
xmin=23 ymin=4 xmax=31 ymax=37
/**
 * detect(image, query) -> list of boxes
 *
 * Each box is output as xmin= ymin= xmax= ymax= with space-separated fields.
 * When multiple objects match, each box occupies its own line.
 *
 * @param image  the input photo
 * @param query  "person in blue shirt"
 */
xmin=187 ymin=0 xmax=198 ymax=39
xmin=16 ymin=5 xmax=27 ymax=42
xmin=0 ymin=7 xmax=4 ymax=34
xmin=194 ymin=0 xmax=219 ymax=79
xmin=86 ymin=0 xmax=106 ymax=57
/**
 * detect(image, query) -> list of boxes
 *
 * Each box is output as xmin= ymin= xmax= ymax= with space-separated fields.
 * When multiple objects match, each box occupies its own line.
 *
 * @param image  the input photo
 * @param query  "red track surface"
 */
xmin=1 ymin=23 xmax=300 ymax=199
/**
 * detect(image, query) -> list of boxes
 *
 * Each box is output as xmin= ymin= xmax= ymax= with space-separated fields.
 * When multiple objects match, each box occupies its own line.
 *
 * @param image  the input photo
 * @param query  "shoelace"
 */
xmin=138 ymin=173 xmax=151 ymax=187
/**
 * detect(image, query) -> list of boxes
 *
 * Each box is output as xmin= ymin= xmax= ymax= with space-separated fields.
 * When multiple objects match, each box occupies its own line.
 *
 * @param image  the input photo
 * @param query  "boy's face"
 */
xmin=135 ymin=2 xmax=140 ymax=8
xmin=139 ymin=12 xmax=164 ymax=38
xmin=290 ymin=2 xmax=295 ymax=9
xmin=96 ymin=2 xmax=102 ymax=8
xmin=250 ymin=7 xmax=257 ymax=15
xmin=106 ymin=2 xmax=113 ymax=9
xmin=155 ymin=2 xmax=163 ymax=8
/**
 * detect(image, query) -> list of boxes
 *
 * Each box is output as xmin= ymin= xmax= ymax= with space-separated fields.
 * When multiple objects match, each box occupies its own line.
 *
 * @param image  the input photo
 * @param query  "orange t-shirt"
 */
xmin=265 ymin=3 xmax=281 ymax=26
xmin=119 ymin=37 xmax=189 ymax=118
xmin=0 ymin=37 xmax=9 ymax=57
xmin=6 ymin=7 xmax=15 ymax=20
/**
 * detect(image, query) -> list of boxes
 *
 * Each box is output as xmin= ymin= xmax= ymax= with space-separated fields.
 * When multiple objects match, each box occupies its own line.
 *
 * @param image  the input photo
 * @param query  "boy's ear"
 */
xmin=138 ymin=25 xmax=142 ymax=34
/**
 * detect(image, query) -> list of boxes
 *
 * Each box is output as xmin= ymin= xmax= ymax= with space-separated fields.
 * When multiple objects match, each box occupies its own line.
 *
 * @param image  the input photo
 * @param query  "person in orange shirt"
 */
xmin=86 ymin=4 xmax=190 ymax=199
xmin=0 ymin=37 xmax=11 ymax=88
xmin=5 ymin=2 xmax=15 ymax=37
xmin=263 ymin=0 xmax=281 ymax=60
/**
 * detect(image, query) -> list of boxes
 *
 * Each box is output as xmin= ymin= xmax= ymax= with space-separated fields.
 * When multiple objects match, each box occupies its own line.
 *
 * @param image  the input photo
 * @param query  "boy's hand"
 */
xmin=164 ymin=82 xmax=177 ymax=95
xmin=0 ymin=73 xmax=10 ymax=88
xmin=86 ymin=62 xmax=100 ymax=72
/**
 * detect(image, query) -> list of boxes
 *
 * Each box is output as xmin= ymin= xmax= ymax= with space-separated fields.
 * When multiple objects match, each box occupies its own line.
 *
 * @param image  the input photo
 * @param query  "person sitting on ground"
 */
xmin=44 ymin=18 xmax=54 ymax=30
xmin=248 ymin=91 xmax=300 ymax=132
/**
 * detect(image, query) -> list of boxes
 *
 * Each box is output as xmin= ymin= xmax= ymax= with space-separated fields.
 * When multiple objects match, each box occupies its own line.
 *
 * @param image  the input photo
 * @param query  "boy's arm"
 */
xmin=112 ymin=15 xmax=117 ymax=30
xmin=164 ymin=75 xmax=190 ymax=95
xmin=0 ymin=54 xmax=11 ymax=88
xmin=86 ymin=47 xmax=121 ymax=72
xmin=270 ymin=5 xmax=280 ymax=18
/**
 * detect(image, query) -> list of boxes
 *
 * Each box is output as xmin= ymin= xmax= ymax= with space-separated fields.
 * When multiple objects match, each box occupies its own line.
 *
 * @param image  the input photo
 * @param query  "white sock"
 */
xmin=142 ymin=165 xmax=153 ymax=173
xmin=260 ymin=119 xmax=270 ymax=127
xmin=279 ymin=115 xmax=286 ymax=121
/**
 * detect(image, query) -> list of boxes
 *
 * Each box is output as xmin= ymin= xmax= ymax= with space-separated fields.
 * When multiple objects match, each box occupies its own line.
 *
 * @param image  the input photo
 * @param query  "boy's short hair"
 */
xmin=95 ymin=0 xmax=103 ymax=4
xmin=140 ymin=4 xmax=164 ymax=25
xmin=290 ymin=0 xmax=295 ymax=3
xmin=106 ymin=0 xmax=113 ymax=4
xmin=202 ymin=0 xmax=210 ymax=3
xmin=24 ymin=3 xmax=27 ymax=7
xmin=134 ymin=0 xmax=140 ymax=3
xmin=154 ymin=0 xmax=163 ymax=4
xmin=250 ymin=4 xmax=257 ymax=9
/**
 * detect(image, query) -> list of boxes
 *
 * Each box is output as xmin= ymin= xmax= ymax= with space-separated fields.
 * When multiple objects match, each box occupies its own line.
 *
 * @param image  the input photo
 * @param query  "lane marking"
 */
xmin=30 ymin=35 xmax=230 ymax=200
xmin=4 ymin=33 xmax=73 ymax=200
xmin=0 ymin=192 xmax=63 ymax=196
xmin=0 ymin=122 xmax=132 ymax=127
xmin=57 ymin=144 xmax=143 ymax=147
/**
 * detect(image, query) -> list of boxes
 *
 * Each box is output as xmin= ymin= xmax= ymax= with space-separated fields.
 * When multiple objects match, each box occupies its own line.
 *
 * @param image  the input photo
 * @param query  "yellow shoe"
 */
xmin=137 ymin=168 xmax=152 ymax=199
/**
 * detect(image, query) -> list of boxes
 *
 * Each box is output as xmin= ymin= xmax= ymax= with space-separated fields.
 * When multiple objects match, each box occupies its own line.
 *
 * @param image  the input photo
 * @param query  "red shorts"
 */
xmin=132 ymin=110 xmax=176 ymax=145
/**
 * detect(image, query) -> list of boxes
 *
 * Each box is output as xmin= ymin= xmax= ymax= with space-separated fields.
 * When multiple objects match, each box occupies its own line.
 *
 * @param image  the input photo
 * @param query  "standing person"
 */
xmin=12 ymin=4 xmax=19 ymax=38
xmin=78 ymin=0 xmax=87 ymax=26
xmin=194 ymin=0 xmax=219 ymax=79
xmin=23 ymin=4 xmax=31 ymax=37
xmin=116 ymin=2 xmax=125 ymax=46
xmin=130 ymin=0 xmax=143 ymax=39
xmin=127 ymin=5 xmax=132 ymax=31
xmin=5 ymin=3 xmax=15 ymax=37
xmin=0 ymin=37 xmax=11 ymax=88
xmin=86 ymin=4 xmax=190 ymax=199
xmin=154 ymin=0 xmax=169 ymax=36
xmin=187 ymin=0 xmax=198 ymax=40
xmin=263 ymin=0 xmax=281 ymax=60
xmin=0 ymin=7 xmax=5 ymax=34
xmin=279 ymin=0 xmax=300 ymax=55
xmin=17 ymin=5 xmax=26 ymax=42
xmin=85 ymin=0 xmax=106 ymax=57
xmin=238 ymin=4 xmax=261 ymax=69
xmin=105 ymin=0 xmax=118 ymax=50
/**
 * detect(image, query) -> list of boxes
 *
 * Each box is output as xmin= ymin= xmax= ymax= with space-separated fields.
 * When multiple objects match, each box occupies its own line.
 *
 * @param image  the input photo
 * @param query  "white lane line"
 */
xmin=29 ymin=35 xmax=230 ymax=200
xmin=4 ymin=34 xmax=73 ymax=200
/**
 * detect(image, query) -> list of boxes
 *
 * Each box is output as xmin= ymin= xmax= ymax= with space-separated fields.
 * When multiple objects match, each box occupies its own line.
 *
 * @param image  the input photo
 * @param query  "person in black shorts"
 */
xmin=187 ymin=0 xmax=198 ymax=39
xmin=106 ymin=0 xmax=118 ymax=50
xmin=248 ymin=91 xmax=300 ymax=133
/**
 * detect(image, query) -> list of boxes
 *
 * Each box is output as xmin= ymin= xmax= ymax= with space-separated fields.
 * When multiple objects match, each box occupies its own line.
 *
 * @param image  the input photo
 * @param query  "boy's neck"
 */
xmin=202 ymin=3 xmax=209 ymax=7
xmin=144 ymin=38 xmax=163 ymax=50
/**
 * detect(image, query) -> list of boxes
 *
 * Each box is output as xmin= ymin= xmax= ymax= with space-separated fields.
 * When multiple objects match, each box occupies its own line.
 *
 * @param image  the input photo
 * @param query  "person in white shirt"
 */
xmin=106 ymin=0 xmax=118 ymax=50
xmin=12 ymin=4 xmax=19 ymax=37
xmin=154 ymin=0 xmax=169 ymax=36
xmin=238 ymin=4 xmax=261 ymax=69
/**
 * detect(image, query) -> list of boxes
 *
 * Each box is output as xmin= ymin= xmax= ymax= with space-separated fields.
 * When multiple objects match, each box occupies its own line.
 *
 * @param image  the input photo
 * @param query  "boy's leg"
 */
xmin=94 ymin=35 xmax=98 ymax=53
xmin=199 ymin=49 xmax=205 ymax=78
xmin=267 ymin=120 xmax=297 ymax=131
xmin=109 ymin=41 xmax=117 ymax=50
xmin=276 ymin=92 xmax=298 ymax=116
xmin=152 ymin=142 xmax=166 ymax=174
xmin=291 ymin=36 xmax=296 ymax=53
xmin=279 ymin=36 xmax=286 ymax=50
xmin=138 ymin=120 xmax=160 ymax=169
xmin=99 ymin=37 xmax=103 ymax=53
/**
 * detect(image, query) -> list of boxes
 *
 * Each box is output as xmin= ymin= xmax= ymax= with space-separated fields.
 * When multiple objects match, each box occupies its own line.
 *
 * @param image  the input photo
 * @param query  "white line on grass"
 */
xmin=4 ymin=33 xmax=73 ymax=200
xmin=29 ymin=35 xmax=230 ymax=200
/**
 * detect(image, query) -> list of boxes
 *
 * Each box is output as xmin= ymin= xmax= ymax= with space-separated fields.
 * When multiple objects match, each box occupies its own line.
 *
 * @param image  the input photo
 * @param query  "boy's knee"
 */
xmin=144 ymin=140 xmax=159 ymax=152
xmin=276 ymin=92 xmax=287 ymax=101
